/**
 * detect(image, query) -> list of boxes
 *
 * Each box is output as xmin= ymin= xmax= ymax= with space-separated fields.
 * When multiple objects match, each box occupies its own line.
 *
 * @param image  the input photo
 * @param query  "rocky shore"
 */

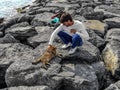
xmin=0 ymin=0 xmax=120 ymax=90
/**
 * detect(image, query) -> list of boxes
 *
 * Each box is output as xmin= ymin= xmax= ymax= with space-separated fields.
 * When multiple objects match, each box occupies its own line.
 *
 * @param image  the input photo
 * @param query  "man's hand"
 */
xmin=70 ymin=29 xmax=76 ymax=34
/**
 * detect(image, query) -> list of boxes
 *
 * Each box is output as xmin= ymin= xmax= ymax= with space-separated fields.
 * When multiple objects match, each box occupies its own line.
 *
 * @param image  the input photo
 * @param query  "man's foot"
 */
xmin=68 ymin=47 xmax=77 ymax=54
xmin=62 ymin=43 xmax=71 ymax=49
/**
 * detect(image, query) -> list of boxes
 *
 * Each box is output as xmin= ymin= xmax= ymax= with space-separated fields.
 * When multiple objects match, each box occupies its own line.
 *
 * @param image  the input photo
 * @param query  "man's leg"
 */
xmin=69 ymin=34 xmax=83 ymax=54
xmin=72 ymin=34 xmax=83 ymax=48
xmin=57 ymin=31 xmax=72 ymax=44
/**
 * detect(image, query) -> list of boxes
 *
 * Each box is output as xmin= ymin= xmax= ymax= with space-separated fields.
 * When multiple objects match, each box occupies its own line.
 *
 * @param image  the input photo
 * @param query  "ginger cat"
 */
xmin=32 ymin=45 xmax=62 ymax=68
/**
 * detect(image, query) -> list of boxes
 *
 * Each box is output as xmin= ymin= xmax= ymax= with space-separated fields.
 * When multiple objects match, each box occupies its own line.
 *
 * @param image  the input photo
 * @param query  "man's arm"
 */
xmin=76 ymin=22 xmax=89 ymax=40
xmin=49 ymin=24 xmax=63 ymax=45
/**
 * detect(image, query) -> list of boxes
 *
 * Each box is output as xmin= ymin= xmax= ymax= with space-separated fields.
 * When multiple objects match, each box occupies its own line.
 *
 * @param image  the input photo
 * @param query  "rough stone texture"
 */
xmin=0 ymin=61 xmax=12 ymax=89
xmin=87 ymin=29 xmax=105 ymax=48
xmin=76 ymin=7 xmax=94 ymax=16
xmin=5 ymin=59 xmax=62 ymax=90
xmin=105 ymin=28 xmax=120 ymax=42
xmin=27 ymin=26 xmax=53 ymax=48
xmin=105 ymin=81 xmax=120 ymax=90
xmin=2 ymin=14 xmax=34 ymax=30
xmin=28 ymin=7 xmax=61 ymax=15
xmin=1 ymin=0 xmax=120 ymax=90
xmin=5 ymin=26 xmax=37 ymax=40
xmin=0 ymin=43 xmax=34 ymax=63
xmin=56 ymin=41 xmax=100 ymax=64
xmin=46 ymin=2 xmax=79 ymax=10
xmin=84 ymin=20 xmax=108 ymax=37
xmin=0 ymin=86 xmax=51 ymax=90
xmin=60 ymin=63 xmax=99 ymax=90
xmin=0 ymin=34 xmax=19 ymax=44
xmin=102 ymin=40 xmax=120 ymax=76
xmin=104 ymin=17 xmax=120 ymax=29
xmin=0 ymin=31 xmax=3 ymax=37
xmin=31 ymin=12 xmax=54 ymax=26
xmin=94 ymin=5 xmax=120 ymax=18
xmin=83 ymin=11 xmax=104 ymax=21
xmin=0 ymin=43 xmax=33 ymax=89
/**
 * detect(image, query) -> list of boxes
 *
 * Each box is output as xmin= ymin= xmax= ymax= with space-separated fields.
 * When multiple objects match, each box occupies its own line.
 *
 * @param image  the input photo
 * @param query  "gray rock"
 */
xmin=60 ymin=63 xmax=99 ymax=90
xmin=27 ymin=26 xmax=53 ymax=48
xmin=0 ymin=86 xmax=51 ymax=90
xmin=0 ymin=43 xmax=33 ymax=89
xmin=94 ymin=5 xmax=120 ymax=19
xmin=83 ymin=11 xmax=104 ymax=20
xmin=56 ymin=41 xmax=100 ymax=63
xmin=46 ymin=2 xmax=79 ymax=9
xmin=0 ymin=43 xmax=34 ymax=63
xmin=0 ymin=61 xmax=13 ymax=89
xmin=0 ymin=34 xmax=19 ymax=44
xmin=105 ymin=28 xmax=120 ymax=42
xmin=28 ymin=7 xmax=60 ymax=15
xmin=84 ymin=20 xmax=108 ymax=37
xmin=102 ymin=40 xmax=120 ymax=77
xmin=9 ymin=22 xmax=29 ymax=28
xmin=5 ymin=59 xmax=62 ymax=90
xmin=1 ymin=14 xmax=34 ymax=31
xmin=0 ymin=31 xmax=3 ymax=37
xmin=76 ymin=7 xmax=94 ymax=16
xmin=5 ymin=26 xmax=37 ymax=40
xmin=104 ymin=17 xmax=120 ymax=29
xmin=0 ymin=23 xmax=5 ymax=32
xmin=105 ymin=81 xmax=120 ymax=90
xmin=31 ymin=12 xmax=54 ymax=26
xmin=87 ymin=29 xmax=105 ymax=48
xmin=91 ymin=61 xmax=106 ymax=89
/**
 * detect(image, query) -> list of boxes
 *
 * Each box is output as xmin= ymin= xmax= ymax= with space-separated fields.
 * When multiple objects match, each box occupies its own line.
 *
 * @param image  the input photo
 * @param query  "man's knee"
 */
xmin=57 ymin=31 xmax=64 ymax=36
xmin=72 ymin=34 xmax=81 ymax=40
xmin=72 ymin=34 xmax=83 ymax=45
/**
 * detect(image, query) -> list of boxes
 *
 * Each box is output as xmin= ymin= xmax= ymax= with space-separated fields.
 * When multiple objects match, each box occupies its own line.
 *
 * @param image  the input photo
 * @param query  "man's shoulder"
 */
xmin=74 ymin=20 xmax=82 ymax=24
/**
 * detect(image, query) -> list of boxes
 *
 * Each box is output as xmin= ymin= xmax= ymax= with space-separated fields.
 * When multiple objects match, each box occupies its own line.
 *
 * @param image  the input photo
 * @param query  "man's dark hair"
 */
xmin=60 ymin=12 xmax=73 ymax=23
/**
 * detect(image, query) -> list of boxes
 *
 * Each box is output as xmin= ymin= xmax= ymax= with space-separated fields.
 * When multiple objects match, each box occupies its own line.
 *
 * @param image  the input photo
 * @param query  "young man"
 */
xmin=48 ymin=13 xmax=89 ymax=54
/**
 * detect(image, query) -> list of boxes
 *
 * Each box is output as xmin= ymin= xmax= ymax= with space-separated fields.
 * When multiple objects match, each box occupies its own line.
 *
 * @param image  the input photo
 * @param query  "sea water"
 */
xmin=0 ymin=0 xmax=34 ymax=18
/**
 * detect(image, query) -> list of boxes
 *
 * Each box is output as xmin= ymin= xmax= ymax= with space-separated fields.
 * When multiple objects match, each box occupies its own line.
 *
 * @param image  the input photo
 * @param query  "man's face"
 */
xmin=62 ymin=20 xmax=72 ymax=27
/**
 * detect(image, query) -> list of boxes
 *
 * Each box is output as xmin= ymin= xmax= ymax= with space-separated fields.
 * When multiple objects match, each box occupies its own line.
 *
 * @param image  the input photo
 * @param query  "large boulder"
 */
xmin=0 ymin=61 xmax=12 ymax=89
xmin=1 ymin=86 xmax=51 ymax=90
xmin=0 ymin=43 xmax=33 ymax=89
xmin=85 ymin=20 xmax=108 ymax=37
xmin=46 ymin=2 xmax=79 ymax=9
xmin=2 ymin=14 xmax=34 ymax=30
xmin=104 ymin=17 xmax=120 ymax=29
xmin=87 ymin=29 xmax=105 ymax=48
xmin=27 ymin=26 xmax=53 ymax=48
xmin=28 ymin=7 xmax=60 ymax=15
xmin=105 ymin=28 xmax=120 ymax=42
xmin=5 ymin=58 xmax=62 ymax=90
xmin=31 ymin=12 xmax=54 ymax=26
xmin=94 ymin=5 xmax=120 ymax=19
xmin=0 ymin=43 xmax=34 ymax=63
xmin=83 ymin=11 xmax=104 ymax=21
xmin=5 ymin=26 xmax=37 ymax=40
xmin=60 ymin=63 xmax=99 ymax=90
xmin=105 ymin=81 xmax=120 ymax=90
xmin=36 ymin=40 xmax=100 ymax=64
xmin=76 ymin=7 xmax=94 ymax=16
xmin=0 ymin=34 xmax=19 ymax=44
xmin=102 ymin=40 xmax=120 ymax=76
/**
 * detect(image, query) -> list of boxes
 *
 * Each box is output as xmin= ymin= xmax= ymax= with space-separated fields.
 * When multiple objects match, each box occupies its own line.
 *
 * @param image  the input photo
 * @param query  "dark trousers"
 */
xmin=57 ymin=31 xmax=83 ymax=48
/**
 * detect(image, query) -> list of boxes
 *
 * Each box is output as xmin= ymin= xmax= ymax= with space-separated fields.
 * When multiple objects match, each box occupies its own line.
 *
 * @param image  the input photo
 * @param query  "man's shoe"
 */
xmin=68 ymin=47 xmax=77 ymax=54
xmin=62 ymin=43 xmax=71 ymax=49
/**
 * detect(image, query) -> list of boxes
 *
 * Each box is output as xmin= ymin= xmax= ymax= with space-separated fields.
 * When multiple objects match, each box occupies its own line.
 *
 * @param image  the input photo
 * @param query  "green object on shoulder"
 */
xmin=51 ymin=17 xmax=60 ymax=24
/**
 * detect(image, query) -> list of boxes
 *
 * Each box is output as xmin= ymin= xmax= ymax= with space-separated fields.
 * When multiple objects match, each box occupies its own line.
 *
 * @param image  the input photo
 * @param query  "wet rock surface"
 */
xmin=0 ymin=0 xmax=120 ymax=90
